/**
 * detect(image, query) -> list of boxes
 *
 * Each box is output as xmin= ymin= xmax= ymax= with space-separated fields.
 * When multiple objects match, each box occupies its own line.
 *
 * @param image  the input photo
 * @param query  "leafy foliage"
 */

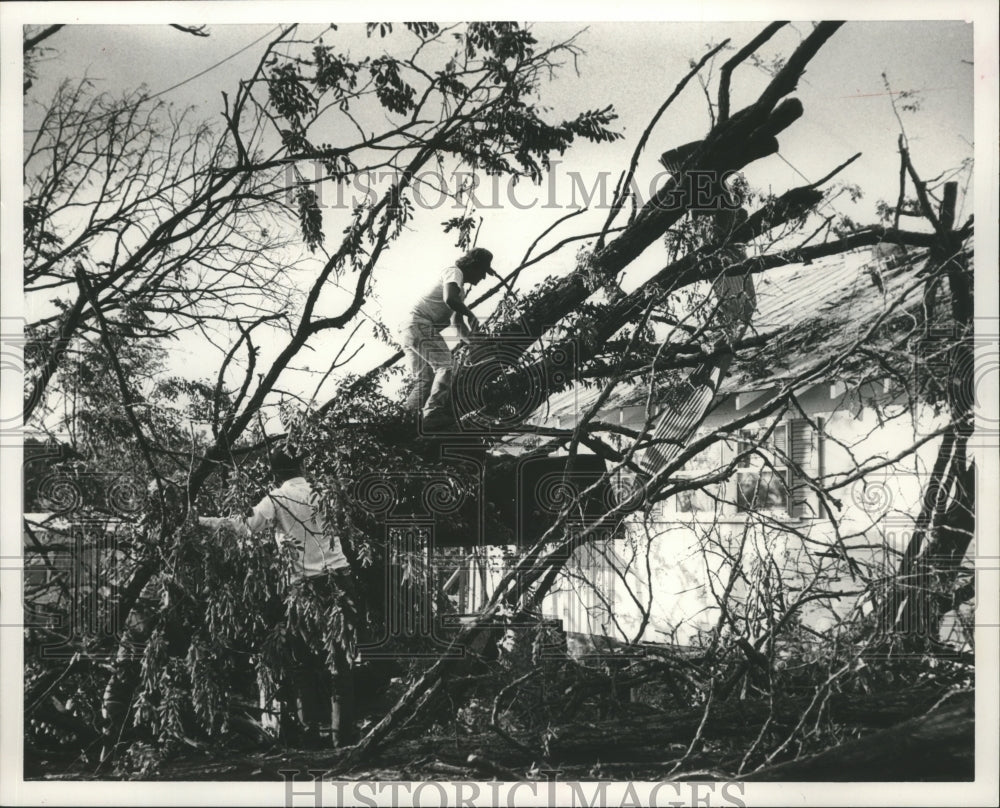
xmin=21 ymin=20 xmax=975 ymax=781
xmin=295 ymin=188 xmax=325 ymax=251
xmin=261 ymin=22 xmax=623 ymax=248
xmin=369 ymin=57 xmax=416 ymax=115
xmin=442 ymin=214 xmax=479 ymax=249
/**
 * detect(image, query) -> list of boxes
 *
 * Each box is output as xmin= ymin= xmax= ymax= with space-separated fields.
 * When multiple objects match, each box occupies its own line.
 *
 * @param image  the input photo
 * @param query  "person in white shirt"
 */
xmin=402 ymin=247 xmax=493 ymax=429
xmin=198 ymin=448 xmax=358 ymax=748
xmin=199 ymin=468 xmax=349 ymax=581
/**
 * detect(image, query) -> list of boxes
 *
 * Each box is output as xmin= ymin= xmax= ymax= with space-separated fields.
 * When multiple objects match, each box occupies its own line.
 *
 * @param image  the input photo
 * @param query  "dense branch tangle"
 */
xmin=23 ymin=76 xmax=299 ymax=424
xmin=336 ymin=21 xmax=882 ymax=763
xmin=22 ymin=20 xmax=974 ymax=774
xmin=340 ymin=22 xmax=974 ymax=766
xmin=18 ymin=23 xmax=639 ymax=763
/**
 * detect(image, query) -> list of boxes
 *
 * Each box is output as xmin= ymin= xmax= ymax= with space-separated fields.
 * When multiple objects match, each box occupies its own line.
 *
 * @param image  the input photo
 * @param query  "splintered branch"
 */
xmin=897 ymin=135 xmax=946 ymax=237
xmin=750 ymin=22 xmax=844 ymax=121
xmin=717 ymin=22 xmax=788 ymax=124
xmin=597 ymin=38 xmax=732 ymax=248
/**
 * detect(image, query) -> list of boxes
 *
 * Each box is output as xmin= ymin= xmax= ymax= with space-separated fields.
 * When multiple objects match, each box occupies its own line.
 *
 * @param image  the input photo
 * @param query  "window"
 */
xmin=736 ymin=429 xmax=756 ymax=468
xmin=728 ymin=424 xmax=790 ymax=515
xmin=657 ymin=429 xmax=725 ymax=518
xmin=648 ymin=416 xmax=826 ymax=521
xmin=736 ymin=469 xmax=790 ymax=511
xmin=677 ymin=488 xmax=711 ymax=513
xmin=727 ymin=418 xmax=823 ymax=518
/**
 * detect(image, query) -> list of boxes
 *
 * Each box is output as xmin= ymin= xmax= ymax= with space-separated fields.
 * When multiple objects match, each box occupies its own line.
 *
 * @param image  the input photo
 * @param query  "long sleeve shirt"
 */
xmin=199 ymin=476 xmax=349 ymax=581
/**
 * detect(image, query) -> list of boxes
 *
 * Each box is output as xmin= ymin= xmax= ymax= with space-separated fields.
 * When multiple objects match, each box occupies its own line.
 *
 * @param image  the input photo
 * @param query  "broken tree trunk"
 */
xmin=332 ymin=22 xmax=850 ymax=767
xmin=877 ymin=178 xmax=976 ymax=642
xmin=745 ymin=691 xmax=974 ymax=781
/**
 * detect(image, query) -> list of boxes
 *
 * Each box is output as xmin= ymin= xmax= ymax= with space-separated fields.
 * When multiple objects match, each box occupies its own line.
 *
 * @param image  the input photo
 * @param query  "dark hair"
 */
xmin=456 ymin=247 xmax=493 ymax=274
xmin=269 ymin=447 xmax=303 ymax=480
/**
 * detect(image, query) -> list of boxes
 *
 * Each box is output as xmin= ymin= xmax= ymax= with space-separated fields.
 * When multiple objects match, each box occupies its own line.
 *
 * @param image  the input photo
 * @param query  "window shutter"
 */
xmin=788 ymin=418 xmax=821 ymax=518
xmin=717 ymin=436 xmax=736 ymax=514
xmin=772 ymin=422 xmax=792 ymax=512
xmin=772 ymin=422 xmax=788 ymax=456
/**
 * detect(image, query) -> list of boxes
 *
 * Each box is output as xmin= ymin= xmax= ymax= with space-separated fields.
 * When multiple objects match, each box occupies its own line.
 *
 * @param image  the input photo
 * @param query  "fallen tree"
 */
xmin=22 ymin=21 xmax=976 ymax=779
xmin=745 ymin=691 xmax=974 ymax=782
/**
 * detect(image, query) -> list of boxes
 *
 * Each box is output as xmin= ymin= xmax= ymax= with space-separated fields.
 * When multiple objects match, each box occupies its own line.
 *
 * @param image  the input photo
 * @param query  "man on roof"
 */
xmin=402 ymin=247 xmax=494 ymax=431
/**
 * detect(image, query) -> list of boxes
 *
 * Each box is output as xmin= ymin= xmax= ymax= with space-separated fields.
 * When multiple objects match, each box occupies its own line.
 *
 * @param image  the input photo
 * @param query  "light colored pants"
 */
xmin=402 ymin=320 xmax=455 ymax=422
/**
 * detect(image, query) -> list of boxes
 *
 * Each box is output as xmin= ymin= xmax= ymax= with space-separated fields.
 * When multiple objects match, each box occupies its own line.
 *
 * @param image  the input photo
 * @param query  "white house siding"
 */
xmin=538 ymin=383 xmax=958 ymax=649
xmin=523 ymin=246 xmax=974 ymax=651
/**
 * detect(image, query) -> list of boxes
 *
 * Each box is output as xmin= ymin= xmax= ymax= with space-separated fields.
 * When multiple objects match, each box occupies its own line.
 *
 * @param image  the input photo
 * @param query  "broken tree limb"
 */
xmin=318 ymin=24 xmax=853 ymax=768
xmin=718 ymin=22 xmax=789 ymax=124
xmin=744 ymin=691 xmax=974 ymax=781
xmin=599 ymin=38 xmax=734 ymax=247
xmin=488 ymin=29 xmax=845 ymax=351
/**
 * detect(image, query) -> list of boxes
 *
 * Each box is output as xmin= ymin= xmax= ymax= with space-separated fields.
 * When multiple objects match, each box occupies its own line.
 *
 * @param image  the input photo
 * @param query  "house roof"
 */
xmin=532 ymin=242 xmax=959 ymax=425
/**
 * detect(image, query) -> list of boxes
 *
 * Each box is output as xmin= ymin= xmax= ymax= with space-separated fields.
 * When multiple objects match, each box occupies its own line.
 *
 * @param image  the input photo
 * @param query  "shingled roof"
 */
xmin=532 ymin=241 xmax=960 ymax=426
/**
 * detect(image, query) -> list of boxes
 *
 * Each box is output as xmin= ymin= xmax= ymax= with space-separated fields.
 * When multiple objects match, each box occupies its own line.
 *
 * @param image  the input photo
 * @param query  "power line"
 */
xmin=24 ymin=26 xmax=280 ymax=134
xmin=146 ymin=26 xmax=280 ymax=101
xmin=774 ymin=151 xmax=848 ymax=220
xmin=774 ymin=151 xmax=812 ymax=185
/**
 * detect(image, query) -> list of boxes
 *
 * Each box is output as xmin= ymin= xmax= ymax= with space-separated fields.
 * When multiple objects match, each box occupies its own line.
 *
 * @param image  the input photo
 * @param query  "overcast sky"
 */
xmin=6 ymin=3 xmax=992 ymax=425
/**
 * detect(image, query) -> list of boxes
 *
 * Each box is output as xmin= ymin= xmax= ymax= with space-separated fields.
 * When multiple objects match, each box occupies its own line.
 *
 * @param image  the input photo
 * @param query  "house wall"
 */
xmin=538 ymin=382 xmax=954 ymax=648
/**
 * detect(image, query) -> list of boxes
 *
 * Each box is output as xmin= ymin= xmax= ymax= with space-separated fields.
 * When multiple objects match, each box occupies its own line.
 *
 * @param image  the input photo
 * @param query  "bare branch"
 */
xmin=23 ymin=24 xmax=64 ymax=53
xmin=169 ymin=24 xmax=210 ymax=38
